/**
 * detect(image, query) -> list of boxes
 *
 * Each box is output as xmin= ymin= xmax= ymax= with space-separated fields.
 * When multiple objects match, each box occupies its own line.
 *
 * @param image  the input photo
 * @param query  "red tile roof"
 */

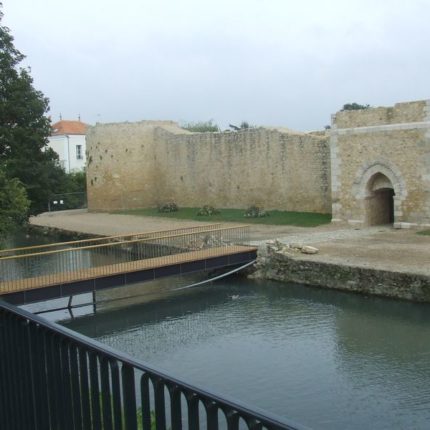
xmin=51 ymin=120 xmax=89 ymax=136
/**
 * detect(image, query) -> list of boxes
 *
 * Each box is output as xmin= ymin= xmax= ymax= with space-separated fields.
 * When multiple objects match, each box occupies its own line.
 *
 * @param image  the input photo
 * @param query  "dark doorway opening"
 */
xmin=365 ymin=173 xmax=395 ymax=225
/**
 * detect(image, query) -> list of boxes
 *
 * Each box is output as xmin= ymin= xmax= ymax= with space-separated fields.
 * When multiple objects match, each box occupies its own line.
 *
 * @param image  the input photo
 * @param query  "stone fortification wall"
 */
xmin=153 ymin=127 xmax=331 ymax=212
xmin=334 ymin=100 xmax=428 ymax=128
xmin=86 ymin=122 xmax=331 ymax=213
xmin=86 ymin=121 xmax=188 ymax=211
xmin=331 ymin=100 xmax=430 ymax=227
xmin=86 ymin=98 xmax=429 ymax=225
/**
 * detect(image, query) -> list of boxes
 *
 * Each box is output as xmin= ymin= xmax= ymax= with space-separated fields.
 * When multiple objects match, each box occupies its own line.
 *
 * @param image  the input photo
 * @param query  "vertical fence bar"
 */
xmin=154 ymin=378 xmax=167 ymax=430
xmin=25 ymin=320 xmax=39 ymax=429
xmin=169 ymin=385 xmax=183 ymax=430
xmin=60 ymin=339 xmax=75 ymax=430
xmin=187 ymin=393 xmax=200 ymax=430
xmin=247 ymin=418 xmax=264 ymax=430
xmin=33 ymin=326 xmax=51 ymax=430
xmin=13 ymin=316 xmax=30 ymax=429
xmin=69 ymin=343 xmax=84 ymax=430
xmin=100 ymin=355 xmax=114 ymax=430
xmin=205 ymin=401 xmax=219 ymax=430
xmin=78 ymin=347 xmax=92 ymax=429
xmin=122 ymin=363 xmax=137 ymax=430
xmin=0 ymin=312 xmax=12 ymax=428
xmin=110 ymin=360 xmax=123 ymax=430
xmin=45 ymin=333 xmax=62 ymax=429
xmin=226 ymin=410 xmax=240 ymax=430
xmin=141 ymin=373 xmax=152 ymax=430
xmin=89 ymin=351 xmax=102 ymax=430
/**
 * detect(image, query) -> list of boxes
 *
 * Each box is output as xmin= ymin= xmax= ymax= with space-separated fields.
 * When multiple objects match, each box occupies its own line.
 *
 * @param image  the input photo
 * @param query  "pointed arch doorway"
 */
xmin=365 ymin=173 xmax=395 ymax=225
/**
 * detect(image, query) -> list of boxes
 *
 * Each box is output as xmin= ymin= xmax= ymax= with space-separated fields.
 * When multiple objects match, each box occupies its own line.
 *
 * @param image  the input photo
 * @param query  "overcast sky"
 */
xmin=3 ymin=0 xmax=430 ymax=130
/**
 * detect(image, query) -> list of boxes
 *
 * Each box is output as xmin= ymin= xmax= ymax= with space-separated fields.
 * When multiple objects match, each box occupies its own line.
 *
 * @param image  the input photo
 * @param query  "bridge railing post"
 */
xmin=0 ymin=225 xmax=252 ymax=294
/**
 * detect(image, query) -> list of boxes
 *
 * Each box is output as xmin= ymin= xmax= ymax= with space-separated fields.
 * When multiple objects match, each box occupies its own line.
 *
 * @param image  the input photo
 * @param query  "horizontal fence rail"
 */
xmin=0 ymin=224 xmax=225 ymax=257
xmin=0 ymin=225 xmax=251 ymax=294
xmin=0 ymin=300 xmax=304 ymax=430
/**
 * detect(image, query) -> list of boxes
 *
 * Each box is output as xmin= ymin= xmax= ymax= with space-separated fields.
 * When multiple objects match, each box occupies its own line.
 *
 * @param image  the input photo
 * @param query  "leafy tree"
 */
xmin=0 ymin=169 xmax=30 ymax=240
xmin=341 ymin=102 xmax=370 ymax=111
xmin=49 ymin=171 xmax=87 ymax=210
xmin=0 ymin=5 xmax=67 ymax=214
xmin=229 ymin=121 xmax=256 ymax=131
xmin=239 ymin=121 xmax=254 ymax=129
xmin=181 ymin=119 xmax=220 ymax=132
xmin=65 ymin=170 xmax=86 ymax=192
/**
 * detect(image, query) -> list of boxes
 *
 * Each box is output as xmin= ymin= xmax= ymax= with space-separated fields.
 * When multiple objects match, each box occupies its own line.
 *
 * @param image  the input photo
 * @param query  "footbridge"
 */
xmin=0 ymin=224 xmax=257 ymax=306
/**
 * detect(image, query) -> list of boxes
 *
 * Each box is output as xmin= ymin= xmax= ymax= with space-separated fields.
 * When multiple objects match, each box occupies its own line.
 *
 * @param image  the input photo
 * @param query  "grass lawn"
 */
xmin=115 ymin=207 xmax=332 ymax=227
xmin=417 ymin=229 xmax=430 ymax=236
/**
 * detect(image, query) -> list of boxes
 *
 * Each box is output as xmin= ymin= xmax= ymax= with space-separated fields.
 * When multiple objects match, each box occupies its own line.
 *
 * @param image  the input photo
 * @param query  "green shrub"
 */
xmin=244 ymin=206 xmax=268 ymax=218
xmin=181 ymin=120 xmax=220 ymax=133
xmin=196 ymin=205 xmax=220 ymax=216
xmin=157 ymin=202 xmax=178 ymax=213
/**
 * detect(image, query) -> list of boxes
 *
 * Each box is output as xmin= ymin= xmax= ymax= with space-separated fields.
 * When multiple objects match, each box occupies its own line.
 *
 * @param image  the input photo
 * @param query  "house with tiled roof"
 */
xmin=48 ymin=119 xmax=89 ymax=173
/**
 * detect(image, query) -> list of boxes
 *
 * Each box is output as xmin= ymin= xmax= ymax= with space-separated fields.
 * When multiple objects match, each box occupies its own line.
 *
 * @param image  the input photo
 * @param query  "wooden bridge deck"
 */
xmin=0 ymin=245 xmax=257 ymax=305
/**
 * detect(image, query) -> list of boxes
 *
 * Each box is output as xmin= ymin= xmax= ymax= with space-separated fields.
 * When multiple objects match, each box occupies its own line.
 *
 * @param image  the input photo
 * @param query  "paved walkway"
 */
xmin=30 ymin=210 xmax=430 ymax=277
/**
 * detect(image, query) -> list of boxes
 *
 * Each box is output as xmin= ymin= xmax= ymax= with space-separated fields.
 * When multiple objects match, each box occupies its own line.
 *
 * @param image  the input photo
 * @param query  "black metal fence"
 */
xmin=48 ymin=192 xmax=87 ymax=211
xmin=0 ymin=300 xmax=305 ymax=430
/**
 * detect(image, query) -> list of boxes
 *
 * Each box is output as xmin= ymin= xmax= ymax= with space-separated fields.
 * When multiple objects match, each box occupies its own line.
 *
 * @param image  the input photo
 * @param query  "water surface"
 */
xmin=63 ymin=278 xmax=430 ymax=430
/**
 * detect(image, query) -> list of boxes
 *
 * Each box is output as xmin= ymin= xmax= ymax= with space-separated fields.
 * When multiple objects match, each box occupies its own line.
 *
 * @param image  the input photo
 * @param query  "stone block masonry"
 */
xmin=86 ymin=123 xmax=331 ymax=213
xmin=153 ymin=127 xmax=331 ymax=212
xmin=330 ymin=100 xmax=430 ymax=227
xmin=254 ymin=248 xmax=430 ymax=303
xmin=86 ymin=98 xmax=430 ymax=228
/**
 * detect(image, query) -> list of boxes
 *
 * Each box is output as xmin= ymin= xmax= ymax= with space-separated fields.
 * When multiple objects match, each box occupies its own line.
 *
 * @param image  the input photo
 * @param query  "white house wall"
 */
xmin=47 ymin=134 xmax=86 ymax=173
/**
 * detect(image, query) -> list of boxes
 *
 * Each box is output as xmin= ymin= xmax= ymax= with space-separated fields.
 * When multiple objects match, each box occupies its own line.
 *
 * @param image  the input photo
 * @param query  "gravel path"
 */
xmin=30 ymin=209 xmax=430 ymax=277
xmin=250 ymin=226 xmax=392 ymax=246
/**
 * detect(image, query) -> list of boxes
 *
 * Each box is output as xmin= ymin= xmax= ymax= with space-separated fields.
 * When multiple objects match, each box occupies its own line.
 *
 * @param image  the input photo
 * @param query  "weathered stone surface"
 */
xmin=85 ymin=98 xmax=430 ymax=228
xmin=331 ymin=100 xmax=430 ymax=227
xmin=253 ymin=246 xmax=430 ymax=303
xmin=86 ymin=123 xmax=331 ymax=213
xmin=301 ymin=245 xmax=319 ymax=254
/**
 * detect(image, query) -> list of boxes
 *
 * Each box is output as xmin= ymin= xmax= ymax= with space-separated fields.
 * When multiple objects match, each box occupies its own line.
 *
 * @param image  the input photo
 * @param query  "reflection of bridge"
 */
xmin=0 ymin=224 xmax=257 ymax=306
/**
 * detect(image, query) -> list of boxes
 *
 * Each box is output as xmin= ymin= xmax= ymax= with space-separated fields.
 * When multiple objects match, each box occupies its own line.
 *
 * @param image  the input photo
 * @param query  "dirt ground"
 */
xmin=30 ymin=209 xmax=430 ymax=277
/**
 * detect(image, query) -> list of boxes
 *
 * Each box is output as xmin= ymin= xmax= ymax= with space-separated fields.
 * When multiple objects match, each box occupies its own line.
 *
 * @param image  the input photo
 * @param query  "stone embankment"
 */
xmin=29 ymin=210 xmax=430 ymax=303
xmin=252 ymin=240 xmax=430 ymax=303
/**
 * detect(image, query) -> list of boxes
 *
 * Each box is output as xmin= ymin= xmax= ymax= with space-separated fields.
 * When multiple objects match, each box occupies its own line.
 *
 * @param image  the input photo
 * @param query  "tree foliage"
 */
xmin=181 ymin=120 xmax=220 ymax=133
xmin=229 ymin=121 xmax=256 ymax=131
xmin=0 ymin=5 xmax=67 ymax=214
xmin=64 ymin=170 xmax=86 ymax=192
xmin=0 ymin=169 xmax=30 ymax=239
xmin=341 ymin=102 xmax=370 ymax=111
xmin=48 ymin=171 xmax=87 ymax=210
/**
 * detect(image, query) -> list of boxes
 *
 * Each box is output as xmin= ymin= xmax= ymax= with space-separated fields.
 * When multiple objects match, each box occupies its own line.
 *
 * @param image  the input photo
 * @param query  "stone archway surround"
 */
xmin=351 ymin=160 xmax=407 ymax=226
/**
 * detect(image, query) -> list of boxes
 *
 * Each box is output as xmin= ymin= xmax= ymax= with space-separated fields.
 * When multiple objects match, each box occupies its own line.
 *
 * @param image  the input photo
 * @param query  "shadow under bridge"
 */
xmin=0 ymin=224 xmax=257 ymax=306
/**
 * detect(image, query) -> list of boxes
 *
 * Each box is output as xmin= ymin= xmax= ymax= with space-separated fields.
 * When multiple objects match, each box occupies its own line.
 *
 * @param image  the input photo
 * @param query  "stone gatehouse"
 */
xmin=86 ymin=99 xmax=430 ymax=228
xmin=330 ymin=100 xmax=430 ymax=228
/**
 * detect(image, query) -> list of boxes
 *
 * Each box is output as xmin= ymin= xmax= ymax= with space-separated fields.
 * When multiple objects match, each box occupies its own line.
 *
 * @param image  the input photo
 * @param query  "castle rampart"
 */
xmin=86 ymin=99 xmax=430 ymax=228
xmin=86 ymin=123 xmax=331 ymax=213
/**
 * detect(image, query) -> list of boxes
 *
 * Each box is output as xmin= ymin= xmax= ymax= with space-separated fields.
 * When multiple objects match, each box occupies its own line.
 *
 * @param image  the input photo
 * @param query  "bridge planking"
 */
xmin=1 ymin=245 xmax=257 ymax=306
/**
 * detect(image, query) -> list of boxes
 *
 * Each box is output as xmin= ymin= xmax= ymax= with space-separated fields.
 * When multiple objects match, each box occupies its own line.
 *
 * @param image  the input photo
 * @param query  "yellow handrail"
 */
xmin=0 ymin=225 xmax=249 ymax=261
xmin=0 ymin=224 xmax=224 ymax=256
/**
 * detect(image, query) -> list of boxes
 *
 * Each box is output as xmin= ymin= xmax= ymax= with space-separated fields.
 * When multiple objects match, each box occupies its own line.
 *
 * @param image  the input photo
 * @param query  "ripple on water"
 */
xmin=64 ymin=279 xmax=430 ymax=430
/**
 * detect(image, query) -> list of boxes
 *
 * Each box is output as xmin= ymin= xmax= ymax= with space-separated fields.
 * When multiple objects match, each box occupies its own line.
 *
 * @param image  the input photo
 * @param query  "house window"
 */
xmin=76 ymin=145 xmax=83 ymax=160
